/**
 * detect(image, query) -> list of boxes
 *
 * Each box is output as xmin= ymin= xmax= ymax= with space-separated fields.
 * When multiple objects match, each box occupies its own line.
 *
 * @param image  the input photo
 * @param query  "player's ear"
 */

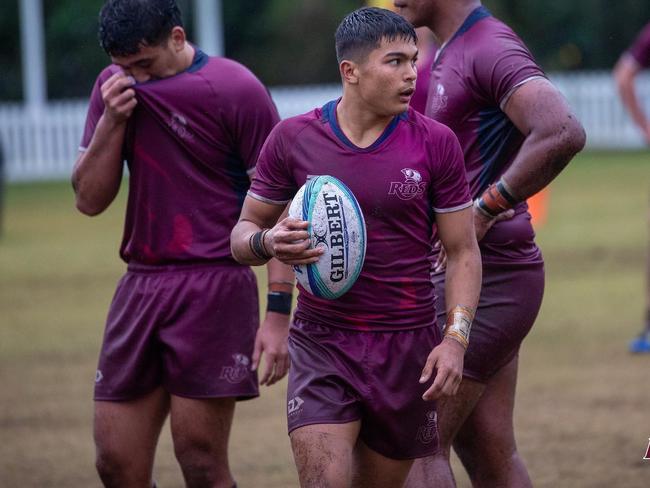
xmin=340 ymin=60 xmax=359 ymax=85
xmin=170 ymin=26 xmax=186 ymax=52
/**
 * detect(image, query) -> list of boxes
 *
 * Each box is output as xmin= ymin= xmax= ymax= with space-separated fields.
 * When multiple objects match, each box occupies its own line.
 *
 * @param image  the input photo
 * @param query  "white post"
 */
xmin=19 ymin=0 xmax=47 ymax=110
xmin=194 ymin=0 xmax=224 ymax=56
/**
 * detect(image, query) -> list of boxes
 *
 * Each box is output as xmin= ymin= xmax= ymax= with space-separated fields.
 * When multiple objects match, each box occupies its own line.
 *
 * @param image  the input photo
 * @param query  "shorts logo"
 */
xmin=416 ymin=410 xmax=438 ymax=444
xmin=95 ymin=370 xmax=103 ymax=383
xmin=428 ymin=83 xmax=448 ymax=116
xmin=219 ymin=354 xmax=250 ymax=384
xmin=168 ymin=112 xmax=194 ymax=141
xmin=643 ymin=438 xmax=650 ymax=460
xmin=287 ymin=396 xmax=304 ymax=416
xmin=388 ymin=168 xmax=427 ymax=201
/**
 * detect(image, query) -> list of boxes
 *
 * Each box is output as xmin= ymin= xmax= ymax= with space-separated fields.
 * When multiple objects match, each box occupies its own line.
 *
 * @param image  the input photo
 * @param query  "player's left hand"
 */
xmin=474 ymin=206 xmax=515 ymax=242
xmin=435 ymin=207 xmax=515 ymax=272
xmin=252 ymin=311 xmax=291 ymax=386
xmin=420 ymin=337 xmax=465 ymax=401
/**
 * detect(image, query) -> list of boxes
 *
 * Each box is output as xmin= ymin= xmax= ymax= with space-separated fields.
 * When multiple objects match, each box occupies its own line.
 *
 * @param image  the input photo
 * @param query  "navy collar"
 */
xmin=322 ymin=99 xmax=407 ymax=152
xmin=187 ymin=46 xmax=208 ymax=73
xmin=433 ymin=6 xmax=491 ymax=68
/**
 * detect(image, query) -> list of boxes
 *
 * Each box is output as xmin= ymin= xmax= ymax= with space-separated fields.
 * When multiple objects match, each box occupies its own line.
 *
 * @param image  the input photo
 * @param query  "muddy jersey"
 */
xmin=425 ymin=7 xmax=545 ymax=264
xmin=80 ymin=49 xmax=280 ymax=265
xmin=249 ymin=100 xmax=471 ymax=331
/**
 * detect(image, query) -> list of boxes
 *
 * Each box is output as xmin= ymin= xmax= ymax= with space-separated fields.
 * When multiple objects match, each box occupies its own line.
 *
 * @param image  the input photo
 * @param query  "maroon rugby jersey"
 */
xmin=628 ymin=22 xmax=650 ymax=67
xmin=80 ymin=49 xmax=280 ymax=265
xmin=425 ymin=7 xmax=545 ymax=264
xmin=249 ymin=100 xmax=471 ymax=331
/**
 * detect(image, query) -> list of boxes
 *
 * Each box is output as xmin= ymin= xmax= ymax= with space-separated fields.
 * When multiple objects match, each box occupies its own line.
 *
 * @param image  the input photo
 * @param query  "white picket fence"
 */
xmin=0 ymin=72 xmax=648 ymax=182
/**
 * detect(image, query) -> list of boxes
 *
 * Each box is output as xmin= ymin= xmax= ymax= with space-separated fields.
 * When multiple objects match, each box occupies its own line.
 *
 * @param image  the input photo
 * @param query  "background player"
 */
xmin=72 ymin=1 xmax=294 ymax=486
xmin=394 ymin=1 xmax=586 ymax=486
xmin=231 ymin=7 xmax=481 ymax=487
xmin=613 ymin=21 xmax=650 ymax=353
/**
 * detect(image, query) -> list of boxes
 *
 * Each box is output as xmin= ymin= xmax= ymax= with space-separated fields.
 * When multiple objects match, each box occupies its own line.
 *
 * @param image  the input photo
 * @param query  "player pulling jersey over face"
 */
xmin=81 ymin=50 xmax=279 ymax=265
xmin=72 ymin=2 xmax=294 ymax=486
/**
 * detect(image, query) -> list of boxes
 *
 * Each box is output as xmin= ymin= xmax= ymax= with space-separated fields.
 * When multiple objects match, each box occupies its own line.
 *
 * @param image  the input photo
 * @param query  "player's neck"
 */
xmin=177 ymin=42 xmax=196 ymax=73
xmin=429 ymin=1 xmax=481 ymax=45
xmin=336 ymin=97 xmax=394 ymax=149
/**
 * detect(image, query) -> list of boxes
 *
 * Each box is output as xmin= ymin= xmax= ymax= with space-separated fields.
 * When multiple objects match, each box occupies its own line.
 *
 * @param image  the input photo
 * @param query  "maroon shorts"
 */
xmin=287 ymin=319 xmax=441 ymax=460
xmin=94 ymin=263 xmax=259 ymax=401
xmin=433 ymin=261 xmax=545 ymax=383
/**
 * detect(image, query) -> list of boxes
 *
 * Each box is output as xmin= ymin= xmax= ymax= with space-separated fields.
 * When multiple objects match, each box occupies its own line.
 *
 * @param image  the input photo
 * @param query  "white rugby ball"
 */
xmin=288 ymin=175 xmax=366 ymax=300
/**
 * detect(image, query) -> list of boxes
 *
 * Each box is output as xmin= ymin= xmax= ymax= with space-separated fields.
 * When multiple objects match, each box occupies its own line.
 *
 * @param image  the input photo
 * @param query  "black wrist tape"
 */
xmin=267 ymin=291 xmax=292 ymax=315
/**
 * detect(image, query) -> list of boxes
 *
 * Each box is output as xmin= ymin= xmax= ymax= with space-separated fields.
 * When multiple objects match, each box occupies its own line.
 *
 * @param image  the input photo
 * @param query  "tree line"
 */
xmin=2 ymin=0 xmax=650 ymax=101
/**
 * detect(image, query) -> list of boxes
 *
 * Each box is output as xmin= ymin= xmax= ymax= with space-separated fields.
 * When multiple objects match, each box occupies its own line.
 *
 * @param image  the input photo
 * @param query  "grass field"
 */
xmin=0 ymin=151 xmax=648 ymax=487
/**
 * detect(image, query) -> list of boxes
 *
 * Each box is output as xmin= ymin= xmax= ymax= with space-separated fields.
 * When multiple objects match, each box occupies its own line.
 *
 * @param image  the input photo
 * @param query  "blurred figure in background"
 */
xmin=613 ymin=22 xmax=650 ymax=354
xmin=396 ymin=0 xmax=586 ymax=487
xmin=71 ymin=0 xmax=293 ymax=486
xmin=410 ymin=27 xmax=437 ymax=114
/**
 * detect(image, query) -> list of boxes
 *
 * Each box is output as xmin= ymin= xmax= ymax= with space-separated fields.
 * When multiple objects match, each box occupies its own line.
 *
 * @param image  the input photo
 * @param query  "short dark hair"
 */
xmin=98 ymin=0 xmax=183 ymax=57
xmin=335 ymin=7 xmax=417 ymax=63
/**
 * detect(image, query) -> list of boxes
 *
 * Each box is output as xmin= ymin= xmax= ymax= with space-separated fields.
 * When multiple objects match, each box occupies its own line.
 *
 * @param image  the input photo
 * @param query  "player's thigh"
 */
xmin=436 ymin=377 xmax=485 ymax=451
xmin=160 ymin=265 xmax=260 ymax=399
xmin=169 ymin=395 xmax=236 ymax=462
xmin=352 ymin=439 xmax=413 ymax=488
xmin=290 ymin=422 xmax=361 ymax=488
xmin=453 ymin=355 xmax=519 ymax=464
xmin=405 ymin=378 xmax=485 ymax=487
xmin=94 ymin=387 xmax=170 ymax=472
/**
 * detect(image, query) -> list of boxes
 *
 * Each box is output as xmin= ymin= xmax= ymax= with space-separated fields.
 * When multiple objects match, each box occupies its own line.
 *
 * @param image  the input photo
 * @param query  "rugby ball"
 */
xmin=288 ymin=175 xmax=366 ymax=300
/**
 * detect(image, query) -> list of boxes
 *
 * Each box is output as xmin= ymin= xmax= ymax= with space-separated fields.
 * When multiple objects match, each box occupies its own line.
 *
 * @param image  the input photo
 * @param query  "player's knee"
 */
xmin=174 ymin=435 xmax=231 ymax=487
xmin=95 ymin=448 xmax=139 ymax=488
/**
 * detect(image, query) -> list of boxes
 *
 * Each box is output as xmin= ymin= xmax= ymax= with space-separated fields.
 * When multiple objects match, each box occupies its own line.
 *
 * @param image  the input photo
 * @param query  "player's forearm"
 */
xmin=230 ymin=219 xmax=270 ymax=266
xmin=72 ymin=114 xmax=126 ymax=216
xmin=267 ymin=258 xmax=295 ymax=293
xmin=500 ymin=114 xmax=585 ymax=202
xmin=444 ymin=242 xmax=482 ymax=315
xmin=616 ymin=76 xmax=649 ymax=132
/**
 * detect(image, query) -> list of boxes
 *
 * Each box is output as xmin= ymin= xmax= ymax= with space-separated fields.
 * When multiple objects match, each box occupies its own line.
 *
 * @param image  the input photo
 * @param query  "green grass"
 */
xmin=0 ymin=151 xmax=649 ymax=487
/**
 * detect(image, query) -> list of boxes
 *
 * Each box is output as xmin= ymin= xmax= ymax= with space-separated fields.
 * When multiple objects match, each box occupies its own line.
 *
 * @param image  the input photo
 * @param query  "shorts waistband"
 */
xmin=126 ymin=261 xmax=246 ymax=274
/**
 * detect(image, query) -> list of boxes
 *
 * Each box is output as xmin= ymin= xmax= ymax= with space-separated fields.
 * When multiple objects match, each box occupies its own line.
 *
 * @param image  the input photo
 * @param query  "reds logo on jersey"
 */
xmin=427 ymin=83 xmax=448 ymax=116
xmin=388 ymin=168 xmax=427 ymax=201
xmin=415 ymin=410 xmax=438 ymax=445
xmin=219 ymin=354 xmax=250 ymax=384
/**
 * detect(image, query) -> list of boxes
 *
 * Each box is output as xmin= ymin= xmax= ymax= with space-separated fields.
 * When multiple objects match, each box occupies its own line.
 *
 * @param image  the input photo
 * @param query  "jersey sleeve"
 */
xmin=628 ymin=22 xmax=650 ymax=69
xmin=247 ymin=122 xmax=297 ymax=205
xmin=227 ymin=72 xmax=281 ymax=175
xmin=430 ymin=126 xmax=472 ymax=213
xmin=468 ymin=28 xmax=546 ymax=109
xmin=79 ymin=73 xmax=108 ymax=151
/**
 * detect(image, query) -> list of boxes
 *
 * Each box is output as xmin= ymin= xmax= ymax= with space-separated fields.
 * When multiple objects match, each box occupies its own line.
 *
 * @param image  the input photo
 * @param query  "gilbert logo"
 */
xmin=643 ymin=438 xmax=650 ymax=460
xmin=321 ymin=192 xmax=347 ymax=283
xmin=388 ymin=168 xmax=427 ymax=201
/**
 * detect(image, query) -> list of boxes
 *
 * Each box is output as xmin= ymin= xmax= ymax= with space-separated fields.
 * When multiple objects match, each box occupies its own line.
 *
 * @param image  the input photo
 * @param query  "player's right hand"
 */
xmin=265 ymin=218 xmax=323 ymax=265
xmin=101 ymin=71 xmax=137 ymax=123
